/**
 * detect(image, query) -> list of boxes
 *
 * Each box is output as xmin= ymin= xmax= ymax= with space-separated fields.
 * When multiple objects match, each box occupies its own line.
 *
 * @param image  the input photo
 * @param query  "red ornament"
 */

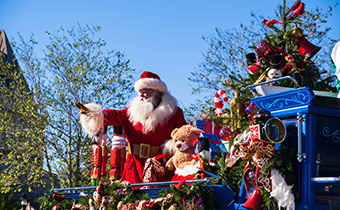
xmin=246 ymin=170 xmax=257 ymax=185
xmin=287 ymin=2 xmax=305 ymax=20
xmin=256 ymin=41 xmax=272 ymax=59
xmin=219 ymin=127 xmax=234 ymax=141
xmin=53 ymin=193 xmax=72 ymax=202
xmin=262 ymin=19 xmax=282 ymax=28
xmin=241 ymin=99 xmax=251 ymax=112
xmin=245 ymin=102 xmax=258 ymax=120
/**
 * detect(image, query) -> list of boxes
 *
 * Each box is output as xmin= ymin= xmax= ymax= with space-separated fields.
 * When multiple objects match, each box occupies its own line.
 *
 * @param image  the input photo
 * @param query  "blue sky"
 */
xmin=1 ymin=0 xmax=339 ymax=108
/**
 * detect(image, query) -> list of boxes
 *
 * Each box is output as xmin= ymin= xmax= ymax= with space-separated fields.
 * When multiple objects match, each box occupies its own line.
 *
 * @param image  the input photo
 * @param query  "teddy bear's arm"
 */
xmin=166 ymin=157 xmax=175 ymax=171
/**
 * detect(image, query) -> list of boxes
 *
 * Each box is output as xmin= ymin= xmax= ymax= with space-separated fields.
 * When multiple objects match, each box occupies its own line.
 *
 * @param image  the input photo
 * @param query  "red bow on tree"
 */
xmin=263 ymin=0 xmax=305 ymax=28
xmin=287 ymin=1 xmax=305 ymax=20
xmin=263 ymin=19 xmax=282 ymax=28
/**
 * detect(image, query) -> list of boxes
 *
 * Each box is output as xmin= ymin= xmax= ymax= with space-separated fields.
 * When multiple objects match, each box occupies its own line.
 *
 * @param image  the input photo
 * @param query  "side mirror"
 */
xmin=263 ymin=117 xmax=286 ymax=143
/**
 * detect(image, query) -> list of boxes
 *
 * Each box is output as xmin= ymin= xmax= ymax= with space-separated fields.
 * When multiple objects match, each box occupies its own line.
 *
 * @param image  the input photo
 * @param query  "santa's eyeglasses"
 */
xmin=140 ymin=88 xmax=158 ymax=99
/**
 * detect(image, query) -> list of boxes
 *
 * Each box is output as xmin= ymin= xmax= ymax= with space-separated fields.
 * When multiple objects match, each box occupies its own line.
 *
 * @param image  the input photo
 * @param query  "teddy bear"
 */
xmin=165 ymin=125 xmax=204 ymax=180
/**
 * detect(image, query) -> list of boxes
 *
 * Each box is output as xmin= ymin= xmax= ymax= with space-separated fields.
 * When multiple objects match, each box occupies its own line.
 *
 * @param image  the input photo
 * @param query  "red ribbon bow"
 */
xmin=263 ymin=0 xmax=305 ymax=28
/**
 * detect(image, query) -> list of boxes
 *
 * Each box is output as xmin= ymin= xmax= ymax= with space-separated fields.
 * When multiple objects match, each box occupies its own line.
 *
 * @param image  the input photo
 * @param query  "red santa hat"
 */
xmin=134 ymin=71 xmax=167 ymax=93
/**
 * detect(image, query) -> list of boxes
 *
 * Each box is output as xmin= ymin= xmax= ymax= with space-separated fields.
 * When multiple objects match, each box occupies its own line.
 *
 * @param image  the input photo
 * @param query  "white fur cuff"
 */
xmin=79 ymin=103 xmax=104 ymax=137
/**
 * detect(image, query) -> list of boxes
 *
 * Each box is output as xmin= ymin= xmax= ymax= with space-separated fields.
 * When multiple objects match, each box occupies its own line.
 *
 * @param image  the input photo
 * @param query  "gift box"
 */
xmin=202 ymin=133 xmax=228 ymax=153
xmin=196 ymin=120 xmax=212 ymax=134
xmin=196 ymin=118 xmax=222 ymax=135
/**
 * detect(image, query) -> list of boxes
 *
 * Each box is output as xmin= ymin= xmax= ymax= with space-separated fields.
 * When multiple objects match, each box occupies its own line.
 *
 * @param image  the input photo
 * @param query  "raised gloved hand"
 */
xmin=74 ymin=101 xmax=88 ymax=114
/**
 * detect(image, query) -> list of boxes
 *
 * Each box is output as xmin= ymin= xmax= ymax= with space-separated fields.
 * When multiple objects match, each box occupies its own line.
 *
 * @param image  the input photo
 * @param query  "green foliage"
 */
xmin=13 ymin=23 xmax=135 ymax=188
xmin=158 ymin=182 xmax=216 ymax=210
xmin=268 ymin=144 xmax=297 ymax=191
xmin=185 ymin=5 xmax=339 ymax=208
xmin=261 ymin=189 xmax=278 ymax=210
xmin=0 ymin=52 xmax=47 ymax=193
xmin=36 ymin=192 xmax=74 ymax=210
xmin=104 ymin=181 xmax=140 ymax=208
xmin=210 ymin=153 xmax=247 ymax=196
xmin=257 ymin=144 xmax=297 ymax=209
xmin=58 ymin=181 xmax=217 ymax=210
xmin=250 ymin=1 xmax=338 ymax=91
xmin=0 ymin=191 xmax=19 ymax=210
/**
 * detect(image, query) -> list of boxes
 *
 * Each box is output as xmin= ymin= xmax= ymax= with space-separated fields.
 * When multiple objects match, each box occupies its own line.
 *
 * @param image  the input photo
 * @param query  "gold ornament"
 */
xmin=291 ymin=26 xmax=303 ymax=38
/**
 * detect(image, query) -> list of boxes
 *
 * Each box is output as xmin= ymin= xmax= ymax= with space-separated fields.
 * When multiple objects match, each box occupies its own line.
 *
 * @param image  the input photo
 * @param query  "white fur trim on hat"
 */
xmin=134 ymin=78 xmax=167 ymax=93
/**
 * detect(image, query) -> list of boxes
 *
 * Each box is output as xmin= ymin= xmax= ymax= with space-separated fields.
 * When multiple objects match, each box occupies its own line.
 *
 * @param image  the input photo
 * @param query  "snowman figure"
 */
xmin=266 ymin=54 xmax=283 ymax=83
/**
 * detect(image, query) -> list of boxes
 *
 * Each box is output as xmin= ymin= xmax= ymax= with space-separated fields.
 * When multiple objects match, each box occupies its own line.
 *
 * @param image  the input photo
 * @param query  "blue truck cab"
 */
xmin=247 ymin=87 xmax=340 ymax=210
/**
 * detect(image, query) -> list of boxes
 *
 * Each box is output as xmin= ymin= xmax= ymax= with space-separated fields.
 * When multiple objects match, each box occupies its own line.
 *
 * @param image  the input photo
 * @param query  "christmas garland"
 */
xmin=158 ymin=182 xmax=216 ymax=210
xmin=72 ymin=180 xmax=216 ymax=210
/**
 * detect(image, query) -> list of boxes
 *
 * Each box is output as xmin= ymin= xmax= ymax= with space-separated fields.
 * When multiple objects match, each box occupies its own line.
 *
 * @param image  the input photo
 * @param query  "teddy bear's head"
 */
xmin=171 ymin=125 xmax=204 ymax=152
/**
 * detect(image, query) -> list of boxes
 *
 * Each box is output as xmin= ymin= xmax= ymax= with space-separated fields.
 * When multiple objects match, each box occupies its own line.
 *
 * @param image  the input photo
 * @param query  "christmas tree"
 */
xmin=246 ymin=0 xmax=337 ymax=92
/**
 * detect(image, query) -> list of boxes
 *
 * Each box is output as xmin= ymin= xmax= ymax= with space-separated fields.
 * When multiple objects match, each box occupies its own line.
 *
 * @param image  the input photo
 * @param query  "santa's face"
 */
xmin=139 ymin=88 xmax=162 ymax=108
xmin=140 ymin=88 xmax=156 ymax=100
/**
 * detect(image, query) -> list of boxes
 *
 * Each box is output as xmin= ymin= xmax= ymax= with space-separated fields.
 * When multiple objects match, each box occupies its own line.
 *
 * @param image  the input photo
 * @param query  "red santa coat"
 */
xmin=103 ymin=106 xmax=186 ymax=184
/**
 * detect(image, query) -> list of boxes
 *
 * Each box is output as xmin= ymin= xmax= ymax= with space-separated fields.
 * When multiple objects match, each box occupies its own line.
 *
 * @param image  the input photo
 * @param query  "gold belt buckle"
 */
xmin=139 ymin=143 xmax=150 ymax=158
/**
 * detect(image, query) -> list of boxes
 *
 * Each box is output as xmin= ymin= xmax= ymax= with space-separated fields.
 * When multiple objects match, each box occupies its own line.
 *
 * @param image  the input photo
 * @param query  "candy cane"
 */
xmin=214 ymin=89 xmax=228 ymax=116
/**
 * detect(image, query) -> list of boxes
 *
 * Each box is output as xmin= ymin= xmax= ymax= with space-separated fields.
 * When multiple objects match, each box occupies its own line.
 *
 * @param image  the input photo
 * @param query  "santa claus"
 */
xmin=77 ymin=71 xmax=186 ymax=184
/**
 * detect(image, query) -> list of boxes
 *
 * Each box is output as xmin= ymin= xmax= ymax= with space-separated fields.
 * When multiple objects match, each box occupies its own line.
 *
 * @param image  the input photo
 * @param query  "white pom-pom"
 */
xmin=270 ymin=168 xmax=295 ymax=210
xmin=79 ymin=103 xmax=104 ymax=136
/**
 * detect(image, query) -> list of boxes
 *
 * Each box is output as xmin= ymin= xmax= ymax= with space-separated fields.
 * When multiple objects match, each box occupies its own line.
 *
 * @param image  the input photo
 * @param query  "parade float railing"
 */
xmin=245 ymin=75 xmax=298 ymax=96
xmin=51 ymin=186 xmax=96 ymax=200
xmin=51 ymin=178 xmax=236 ymax=209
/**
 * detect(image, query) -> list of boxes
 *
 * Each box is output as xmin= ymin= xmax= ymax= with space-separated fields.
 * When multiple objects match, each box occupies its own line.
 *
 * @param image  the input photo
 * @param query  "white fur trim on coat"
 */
xmin=134 ymin=77 xmax=167 ymax=93
xmin=79 ymin=103 xmax=104 ymax=137
xmin=270 ymin=168 xmax=295 ymax=210
xmin=127 ymin=92 xmax=178 ymax=134
xmin=175 ymin=161 xmax=200 ymax=176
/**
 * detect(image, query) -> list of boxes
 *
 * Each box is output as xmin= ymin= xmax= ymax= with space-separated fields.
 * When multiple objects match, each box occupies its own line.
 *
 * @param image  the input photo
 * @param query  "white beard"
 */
xmin=127 ymin=92 xmax=178 ymax=134
xmin=130 ymin=97 xmax=156 ymax=122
